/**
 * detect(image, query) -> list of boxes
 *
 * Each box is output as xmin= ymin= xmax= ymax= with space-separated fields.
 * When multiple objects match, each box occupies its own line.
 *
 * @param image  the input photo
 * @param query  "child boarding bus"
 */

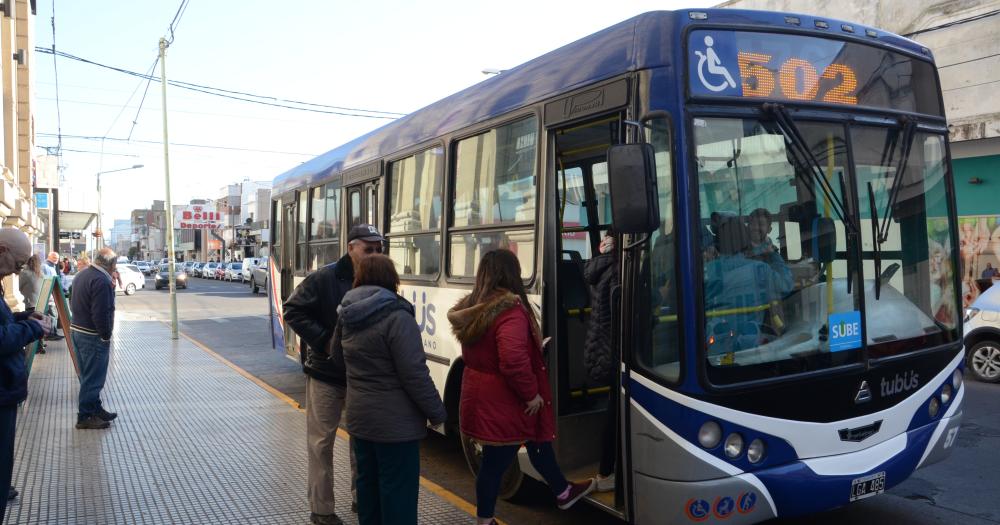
xmin=266 ymin=9 xmax=964 ymax=524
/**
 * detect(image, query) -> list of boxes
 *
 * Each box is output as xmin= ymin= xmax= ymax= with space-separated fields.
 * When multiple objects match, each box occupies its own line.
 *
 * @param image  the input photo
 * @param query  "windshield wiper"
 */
xmin=867 ymin=182 xmax=883 ymax=299
xmin=762 ymin=104 xmax=857 ymax=236
xmin=877 ymin=117 xmax=917 ymax=245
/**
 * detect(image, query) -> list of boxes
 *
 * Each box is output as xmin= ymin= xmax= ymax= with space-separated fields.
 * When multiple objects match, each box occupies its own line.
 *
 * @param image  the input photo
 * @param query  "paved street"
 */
xmin=118 ymin=274 xmax=1000 ymax=525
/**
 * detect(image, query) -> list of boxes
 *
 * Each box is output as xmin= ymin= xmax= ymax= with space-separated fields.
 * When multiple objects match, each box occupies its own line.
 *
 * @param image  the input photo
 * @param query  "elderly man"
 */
xmin=0 ymin=228 xmax=50 ymax=517
xmin=70 ymin=247 xmax=118 ymax=430
xmin=283 ymin=224 xmax=385 ymax=525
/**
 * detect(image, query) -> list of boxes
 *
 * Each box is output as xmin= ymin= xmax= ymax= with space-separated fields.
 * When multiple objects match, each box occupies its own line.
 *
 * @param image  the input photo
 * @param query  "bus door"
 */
xmin=617 ymin=116 xmax=679 ymax=524
xmin=279 ymin=196 xmax=299 ymax=358
xmin=550 ymin=113 xmax=624 ymax=511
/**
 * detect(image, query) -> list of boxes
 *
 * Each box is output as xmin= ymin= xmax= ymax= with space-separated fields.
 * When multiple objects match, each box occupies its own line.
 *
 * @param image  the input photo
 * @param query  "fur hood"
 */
xmin=447 ymin=290 xmax=539 ymax=345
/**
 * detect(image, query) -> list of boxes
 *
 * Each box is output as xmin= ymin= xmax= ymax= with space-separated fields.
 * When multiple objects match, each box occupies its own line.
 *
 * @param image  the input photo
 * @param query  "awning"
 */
xmin=47 ymin=210 xmax=97 ymax=231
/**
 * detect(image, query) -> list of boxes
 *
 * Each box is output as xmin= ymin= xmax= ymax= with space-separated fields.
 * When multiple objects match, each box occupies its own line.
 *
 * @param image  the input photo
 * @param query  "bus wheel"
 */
xmin=459 ymin=430 xmax=525 ymax=501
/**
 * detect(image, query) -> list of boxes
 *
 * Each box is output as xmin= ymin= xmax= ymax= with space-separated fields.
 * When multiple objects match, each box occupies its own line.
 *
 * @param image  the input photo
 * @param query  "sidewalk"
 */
xmin=5 ymin=315 xmax=473 ymax=524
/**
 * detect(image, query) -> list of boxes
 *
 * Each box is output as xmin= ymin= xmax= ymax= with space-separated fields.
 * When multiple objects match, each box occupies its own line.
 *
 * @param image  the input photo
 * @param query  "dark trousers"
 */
xmin=476 ymin=441 xmax=568 ymax=518
xmin=599 ymin=383 xmax=619 ymax=477
xmin=73 ymin=331 xmax=110 ymax=418
xmin=352 ymin=437 xmax=420 ymax=525
xmin=0 ymin=405 xmax=17 ymax=522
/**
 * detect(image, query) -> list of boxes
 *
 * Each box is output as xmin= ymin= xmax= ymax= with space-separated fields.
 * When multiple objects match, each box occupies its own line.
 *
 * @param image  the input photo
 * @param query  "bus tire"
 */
xmin=460 ymin=430 xmax=526 ymax=501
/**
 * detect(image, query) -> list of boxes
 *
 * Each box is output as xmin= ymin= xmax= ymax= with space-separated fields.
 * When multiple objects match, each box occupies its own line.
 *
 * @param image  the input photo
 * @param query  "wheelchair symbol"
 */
xmin=695 ymin=35 xmax=736 ymax=92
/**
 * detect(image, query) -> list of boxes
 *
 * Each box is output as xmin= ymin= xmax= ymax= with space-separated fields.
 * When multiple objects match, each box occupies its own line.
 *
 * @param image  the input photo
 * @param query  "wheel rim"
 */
xmin=459 ymin=431 xmax=523 ymax=499
xmin=126 ymin=284 xmax=135 ymax=295
xmin=972 ymin=345 xmax=1000 ymax=380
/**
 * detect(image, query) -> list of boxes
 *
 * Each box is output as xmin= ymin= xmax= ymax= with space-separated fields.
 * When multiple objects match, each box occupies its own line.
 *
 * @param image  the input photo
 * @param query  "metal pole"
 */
xmin=160 ymin=37 xmax=179 ymax=340
xmin=96 ymin=173 xmax=101 ymax=248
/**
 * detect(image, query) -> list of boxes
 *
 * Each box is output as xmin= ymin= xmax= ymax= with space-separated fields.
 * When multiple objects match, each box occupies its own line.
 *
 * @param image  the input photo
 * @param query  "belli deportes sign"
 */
xmin=175 ymin=205 xmax=225 ymax=230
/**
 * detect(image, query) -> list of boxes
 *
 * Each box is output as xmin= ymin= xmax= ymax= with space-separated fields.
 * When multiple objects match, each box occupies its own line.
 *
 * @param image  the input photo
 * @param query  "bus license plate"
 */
xmin=850 ymin=471 xmax=885 ymax=502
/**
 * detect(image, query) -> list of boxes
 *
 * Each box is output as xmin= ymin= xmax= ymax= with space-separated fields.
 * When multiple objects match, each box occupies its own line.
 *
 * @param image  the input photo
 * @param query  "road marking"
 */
xmin=176 ymin=326 xmax=500 ymax=523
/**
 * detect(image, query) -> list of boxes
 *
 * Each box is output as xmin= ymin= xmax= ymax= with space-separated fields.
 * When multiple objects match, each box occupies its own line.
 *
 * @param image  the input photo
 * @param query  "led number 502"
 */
xmin=737 ymin=52 xmax=858 ymax=105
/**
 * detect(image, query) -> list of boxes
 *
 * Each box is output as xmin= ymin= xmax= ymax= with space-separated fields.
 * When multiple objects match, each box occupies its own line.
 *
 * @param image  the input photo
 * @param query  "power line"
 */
xmin=35 ymin=47 xmax=405 ymax=119
xmin=35 ymin=145 xmax=140 ymax=157
xmin=127 ymin=57 xmax=160 ymax=140
xmin=37 ymin=132 xmax=319 ymax=156
xmin=50 ymin=0 xmax=63 ymax=155
xmin=903 ymin=9 xmax=1000 ymax=37
xmin=165 ymin=0 xmax=191 ymax=45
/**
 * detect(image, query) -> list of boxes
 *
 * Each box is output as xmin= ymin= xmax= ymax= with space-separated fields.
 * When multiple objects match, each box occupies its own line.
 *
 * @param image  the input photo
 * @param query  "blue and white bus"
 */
xmin=268 ymin=9 xmax=964 ymax=523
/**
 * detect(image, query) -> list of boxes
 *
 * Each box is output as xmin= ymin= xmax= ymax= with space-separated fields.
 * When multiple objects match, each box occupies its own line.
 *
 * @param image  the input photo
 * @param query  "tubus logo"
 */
xmin=880 ymin=371 xmax=919 ymax=397
xmin=406 ymin=290 xmax=437 ymax=336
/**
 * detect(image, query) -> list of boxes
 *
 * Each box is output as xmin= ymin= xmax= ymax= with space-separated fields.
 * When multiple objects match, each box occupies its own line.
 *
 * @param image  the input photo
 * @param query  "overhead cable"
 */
xmin=36 ymin=47 xmax=405 ymax=119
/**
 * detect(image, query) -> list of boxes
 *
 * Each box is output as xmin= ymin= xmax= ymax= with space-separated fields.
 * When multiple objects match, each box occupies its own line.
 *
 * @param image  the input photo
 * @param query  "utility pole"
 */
xmin=160 ymin=37 xmax=179 ymax=340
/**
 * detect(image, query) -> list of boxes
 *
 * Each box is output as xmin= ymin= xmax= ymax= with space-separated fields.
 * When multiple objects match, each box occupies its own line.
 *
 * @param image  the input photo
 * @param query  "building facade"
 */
xmin=1 ymin=1 xmax=46 ymax=309
xmin=240 ymin=179 xmax=271 ymax=258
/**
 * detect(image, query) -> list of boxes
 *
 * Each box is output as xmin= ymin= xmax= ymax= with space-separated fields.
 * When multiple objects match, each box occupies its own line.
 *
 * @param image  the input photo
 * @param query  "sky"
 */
xmin=32 ymin=0 xmax=715 ymax=233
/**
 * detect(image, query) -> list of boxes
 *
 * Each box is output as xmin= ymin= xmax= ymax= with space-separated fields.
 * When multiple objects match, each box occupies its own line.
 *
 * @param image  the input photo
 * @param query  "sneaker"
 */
xmin=75 ymin=415 xmax=110 ymax=430
xmin=7 ymin=486 xmax=16 ymax=500
xmin=309 ymin=513 xmax=344 ymax=525
xmin=596 ymin=474 xmax=615 ymax=493
xmin=556 ymin=478 xmax=596 ymax=510
xmin=96 ymin=407 xmax=118 ymax=422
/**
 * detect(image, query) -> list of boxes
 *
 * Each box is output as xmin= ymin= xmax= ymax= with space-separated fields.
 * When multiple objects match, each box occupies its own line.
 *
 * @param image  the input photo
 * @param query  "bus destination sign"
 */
xmin=687 ymin=30 xmax=942 ymax=116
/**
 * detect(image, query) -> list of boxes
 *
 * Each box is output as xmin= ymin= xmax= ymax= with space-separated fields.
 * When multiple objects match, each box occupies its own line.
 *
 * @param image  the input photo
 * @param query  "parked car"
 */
xmin=250 ymin=258 xmax=268 ymax=294
xmin=964 ymin=284 xmax=1000 ymax=383
xmin=136 ymin=261 xmax=152 ymax=275
xmin=154 ymin=268 xmax=188 ymax=290
xmin=214 ymin=264 xmax=227 ymax=280
xmin=191 ymin=262 xmax=203 ymax=276
xmin=116 ymin=265 xmax=145 ymax=296
xmin=182 ymin=261 xmax=196 ymax=273
xmin=224 ymin=262 xmax=244 ymax=282
xmin=241 ymin=257 xmax=262 ymax=283
xmin=201 ymin=262 xmax=217 ymax=278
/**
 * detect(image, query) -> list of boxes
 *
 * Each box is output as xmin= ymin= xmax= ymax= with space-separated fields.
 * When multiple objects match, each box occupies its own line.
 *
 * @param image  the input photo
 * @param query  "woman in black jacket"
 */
xmin=583 ymin=231 xmax=619 ymax=492
xmin=332 ymin=255 xmax=446 ymax=525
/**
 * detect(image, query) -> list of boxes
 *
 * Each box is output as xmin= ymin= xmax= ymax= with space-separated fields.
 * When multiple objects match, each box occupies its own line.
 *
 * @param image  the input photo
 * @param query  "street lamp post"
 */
xmin=96 ymin=164 xmax=144 ymax=249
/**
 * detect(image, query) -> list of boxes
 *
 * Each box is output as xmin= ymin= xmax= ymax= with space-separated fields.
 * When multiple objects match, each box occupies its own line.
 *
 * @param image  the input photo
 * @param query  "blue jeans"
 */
xmin=476 ymin=442 xmax=569 ymax=518
xmin=352 ymin=437 xmax=419 ymax=525
xmin=73 ymin=331 xmax=110 ymax=418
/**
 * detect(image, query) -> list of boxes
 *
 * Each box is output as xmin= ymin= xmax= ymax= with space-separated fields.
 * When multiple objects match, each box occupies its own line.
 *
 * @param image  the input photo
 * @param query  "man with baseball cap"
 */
xmin=283 ymin=224 xmax=384 ymax=525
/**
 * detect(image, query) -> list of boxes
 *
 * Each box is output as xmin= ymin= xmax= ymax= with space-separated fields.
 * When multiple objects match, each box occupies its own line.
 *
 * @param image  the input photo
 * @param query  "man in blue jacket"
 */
xmin=70 ymin=247 xmax=118 ymax=430
xmin=0 ymin=228 xmax=50 ymax=517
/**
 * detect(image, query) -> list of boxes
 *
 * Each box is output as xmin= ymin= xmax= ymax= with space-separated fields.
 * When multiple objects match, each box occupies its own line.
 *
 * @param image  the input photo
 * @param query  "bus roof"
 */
xmin=272 ymin=9 xmax=929 ymax=196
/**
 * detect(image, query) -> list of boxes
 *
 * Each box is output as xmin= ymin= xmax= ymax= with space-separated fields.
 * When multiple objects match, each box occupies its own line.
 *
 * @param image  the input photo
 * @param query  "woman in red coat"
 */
xmin=448 ymin=249 xmax=594 ymax=525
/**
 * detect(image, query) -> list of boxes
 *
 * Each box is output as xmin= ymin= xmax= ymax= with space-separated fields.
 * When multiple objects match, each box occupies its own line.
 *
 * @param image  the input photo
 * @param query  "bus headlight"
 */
xmin=698 ymin=421 xmax=722 ymax=449
xmin=941 ymin=384 xmax=952 ymax=405
xmin=952 ymin=369 xmax=963 ymax=391
xmin=724 ymin=433 xmax=744 ymax=459
xmin=747 ymin=438 xmax=766 ymax=464
xmin=928 ymin=397 xmax=940 ymax=417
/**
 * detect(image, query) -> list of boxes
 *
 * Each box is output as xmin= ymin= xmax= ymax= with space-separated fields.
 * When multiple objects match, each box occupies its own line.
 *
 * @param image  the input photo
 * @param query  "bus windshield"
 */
xmin=694 ymin=117 xmax=959 ymax=384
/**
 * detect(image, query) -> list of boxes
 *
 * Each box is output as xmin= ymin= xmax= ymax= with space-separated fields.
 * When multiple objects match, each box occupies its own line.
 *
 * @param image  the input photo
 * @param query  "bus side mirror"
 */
xmin=813 ymin=217 xmax=836 ymax=263
xmin=608 ymin=143 xmax=659 ymax=234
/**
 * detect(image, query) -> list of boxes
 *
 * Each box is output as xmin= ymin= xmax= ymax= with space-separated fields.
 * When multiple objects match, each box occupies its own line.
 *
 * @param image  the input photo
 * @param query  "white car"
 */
xmin=224 ymin=262 xmax=244 ymax=282
xmin=201 ymin=262 xmax=218 ymax=278
xmin=241 ymin=257 xmax=262 ymax=283
xmin=964 ymin=284 xmax=1000 ymax=383
xmin=116 ymin=265 xmax=145 ymax=296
